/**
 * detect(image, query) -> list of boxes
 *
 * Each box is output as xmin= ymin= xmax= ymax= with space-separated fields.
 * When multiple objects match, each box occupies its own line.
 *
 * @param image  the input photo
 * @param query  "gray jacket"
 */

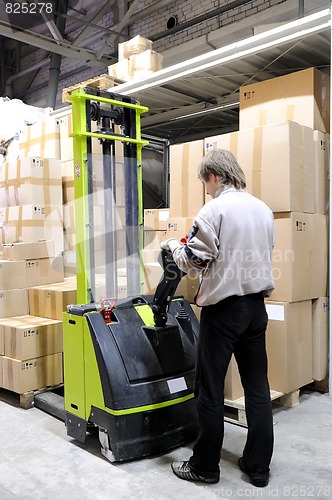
xmin=172 ymin=186 xmax=275 ymax=306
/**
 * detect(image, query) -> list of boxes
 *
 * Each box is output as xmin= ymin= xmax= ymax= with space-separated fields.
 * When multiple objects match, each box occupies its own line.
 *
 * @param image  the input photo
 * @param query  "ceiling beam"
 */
xmin=0 ymin=22 xmax=112 ymax=66
xmin=41 ymin=11 xmax=65 ymax=43
xmin=72 ymin=0 xmax=118 ymax=47
xmin=96 ymin=0 xmax=141 ymax=60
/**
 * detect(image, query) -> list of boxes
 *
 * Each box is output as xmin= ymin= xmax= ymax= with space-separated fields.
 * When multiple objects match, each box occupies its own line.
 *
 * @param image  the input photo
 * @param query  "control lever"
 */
xmin=150 ymin=249 xmax=186 ymax=327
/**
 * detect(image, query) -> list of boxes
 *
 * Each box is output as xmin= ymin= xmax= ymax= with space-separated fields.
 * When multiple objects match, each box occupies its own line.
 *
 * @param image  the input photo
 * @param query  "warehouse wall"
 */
xmin=3 ymin=0 xmax=328 ymax=108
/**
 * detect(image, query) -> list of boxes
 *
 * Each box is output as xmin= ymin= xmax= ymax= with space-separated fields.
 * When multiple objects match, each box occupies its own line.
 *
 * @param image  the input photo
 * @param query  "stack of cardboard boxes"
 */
xmin=108 ymin=35 xmax=163 ymax=83
xmin=0 ymin=122 xmax=67 ymax=394
xmin=143 ymin=67 xmax=330 ymax=400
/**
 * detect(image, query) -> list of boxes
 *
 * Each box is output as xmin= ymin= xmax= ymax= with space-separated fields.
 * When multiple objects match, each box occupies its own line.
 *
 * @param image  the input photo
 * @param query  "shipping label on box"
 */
xmin=0 ymin=157 xmax=62 ymax=207
xmin=19 ymin=118 xmax=61 ymax=159
xmin=265 ymin=300 xmax=313 ymax=394
xmin=2 ymin=352 xmax=63 ymax=393
xmin=0 ymin=315 xmax=63 ymax=360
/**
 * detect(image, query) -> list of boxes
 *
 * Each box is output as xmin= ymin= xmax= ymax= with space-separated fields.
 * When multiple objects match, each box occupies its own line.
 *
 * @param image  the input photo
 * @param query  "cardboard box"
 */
xmin=143 ymin=262 xmax=200 ymax=304
xmin=0 ymin=315 xmax=63 ymax=360
xmin=0 ymin=260 xmax=27 ymax=290
xmin=260 ymin=122 xmax=314 ymax=213
xmin=93 ymin=275 xmax=128 ymax=302
xmin=167 ymin=217 xmax=196 ymax=239
xmin=2 ymin=352 xmax=63 ymax=393
xmin=1 ymin=240 xmax=55 ymax=260
xmin=169 ymin=140 xmax=205 ymax=218
xmin=0 ymin=288 xmax=29 ymax=318
xmin=19 ymin=118 xmax=61 ymax=159
xmin=0 ymin=205 xmax=64 ymax=258
xmin=311 ymin=214 xmax=328 ymax=299
xmin=25 ymin=256 xmax=64 ymax=287
xmin=239 ymin=68 xmax=330 ymax=132
xmin=269 ymin=213 xmax=327 ymax=302
xmin=265 ymin=301 xmax=313 ymax=394
xmin=142 ymin=248 xmax=160 ymax=264
xmin=204 ymin=128 xmax=261 ymax=199
xmin=28 ymin=281 xmax=77 ymax=320
xmin=118 ymin=35 xmax=153 ymax=60
xmin=0 ymin=157 xmax=62 ymax=207
xmin=130 ymin=49 xmax=163 ymax=72
xmin=204 ymin=122 xmax=315 ymax=212
xmin=144 ymin=209 xmax=170 ymax=231
xmin=108 ymin=58 xmax=133 ymax=82
xmin=0 ymin=355 xmax=3 ymax=386
xmin=312 ymin=298 xmax=329 ymax=382
xmin=144 ymin=230 xmax=168 ymax=250
xmin=62 ymin=175 xmax=74 ymax=205
xmin=313 ymin=130 xmax=330 ymax=214
xmin=224 ymin=356 xmax=243 ymax=401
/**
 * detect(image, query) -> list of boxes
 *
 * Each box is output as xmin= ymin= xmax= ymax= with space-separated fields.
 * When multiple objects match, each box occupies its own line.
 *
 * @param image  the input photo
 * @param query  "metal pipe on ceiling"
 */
xmin=299 ymin=0 xmax=305 ymax=18
xmin=150 ymin=0 xmax=253 ymax=42
xmin=4 ymin=58 xmax=50 ymax=98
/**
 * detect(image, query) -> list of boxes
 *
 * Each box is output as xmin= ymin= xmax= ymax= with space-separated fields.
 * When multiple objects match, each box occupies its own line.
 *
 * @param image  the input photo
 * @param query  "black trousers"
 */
xmin=188 ymin=293 xmax=274 ymax=477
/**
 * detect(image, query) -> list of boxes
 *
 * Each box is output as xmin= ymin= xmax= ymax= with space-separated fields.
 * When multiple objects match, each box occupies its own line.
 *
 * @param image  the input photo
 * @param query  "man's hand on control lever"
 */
xmin=160 ymin=238 xmax=182 ymax=252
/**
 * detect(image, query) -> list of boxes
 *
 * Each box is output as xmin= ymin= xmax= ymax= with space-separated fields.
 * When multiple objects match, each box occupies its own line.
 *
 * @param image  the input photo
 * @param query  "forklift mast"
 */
xmin=68 ymin=86 xmax=149 ymax=304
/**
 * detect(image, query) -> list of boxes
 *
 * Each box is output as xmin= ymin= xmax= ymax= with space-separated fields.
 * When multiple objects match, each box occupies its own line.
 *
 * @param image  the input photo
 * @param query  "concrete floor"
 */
xmin=0 ymin=388 xmax=331 ymax=500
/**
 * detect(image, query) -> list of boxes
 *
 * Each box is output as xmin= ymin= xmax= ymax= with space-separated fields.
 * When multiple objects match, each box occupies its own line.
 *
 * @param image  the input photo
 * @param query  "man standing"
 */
xmin=161 ymin=149 xmax=275 ymax=488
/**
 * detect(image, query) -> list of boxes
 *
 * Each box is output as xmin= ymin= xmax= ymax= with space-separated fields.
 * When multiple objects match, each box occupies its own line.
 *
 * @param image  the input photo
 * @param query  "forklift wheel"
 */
xmin=99 ymin=428 xmax=116 ymax=462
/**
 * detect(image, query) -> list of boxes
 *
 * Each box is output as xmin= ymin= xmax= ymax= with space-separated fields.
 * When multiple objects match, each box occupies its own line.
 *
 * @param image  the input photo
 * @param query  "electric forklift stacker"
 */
xmin=63 ymin=87 xmax=199 ymax=462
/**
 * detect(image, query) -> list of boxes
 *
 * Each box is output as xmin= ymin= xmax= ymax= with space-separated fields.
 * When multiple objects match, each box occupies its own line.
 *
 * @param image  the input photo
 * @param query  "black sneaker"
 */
xmin=238 ymin=457 xmax=269 ymax=488
xmin=171 ymin=461 xmax=219 ymax=484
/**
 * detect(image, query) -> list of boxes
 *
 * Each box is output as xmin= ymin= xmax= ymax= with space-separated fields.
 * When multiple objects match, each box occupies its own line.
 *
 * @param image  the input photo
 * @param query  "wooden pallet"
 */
xmin=0 ymin=384 xmax=64 ymax=410
xmin=62 ymin=74 xmax=116 ymax=103
xmin=224 ymin=390 xmax=284 ymax=427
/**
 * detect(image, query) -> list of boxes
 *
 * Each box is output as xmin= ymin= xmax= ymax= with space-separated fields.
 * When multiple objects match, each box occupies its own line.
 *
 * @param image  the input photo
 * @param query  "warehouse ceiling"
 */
xmin=114 ymin=7 xmax=331 ymax=143
xmin=0 ymin=1 xmax=331 ymax=143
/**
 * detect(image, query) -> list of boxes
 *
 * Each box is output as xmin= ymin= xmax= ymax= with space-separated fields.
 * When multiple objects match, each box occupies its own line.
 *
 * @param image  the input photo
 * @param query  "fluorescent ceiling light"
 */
xmin=113 ymin=8 xmax=331 ymax=95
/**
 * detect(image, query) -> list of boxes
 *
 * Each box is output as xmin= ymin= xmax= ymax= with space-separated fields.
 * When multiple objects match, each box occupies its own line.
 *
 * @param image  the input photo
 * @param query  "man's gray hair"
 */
xmin=198 ymin=149 xmax=246 ymax=189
